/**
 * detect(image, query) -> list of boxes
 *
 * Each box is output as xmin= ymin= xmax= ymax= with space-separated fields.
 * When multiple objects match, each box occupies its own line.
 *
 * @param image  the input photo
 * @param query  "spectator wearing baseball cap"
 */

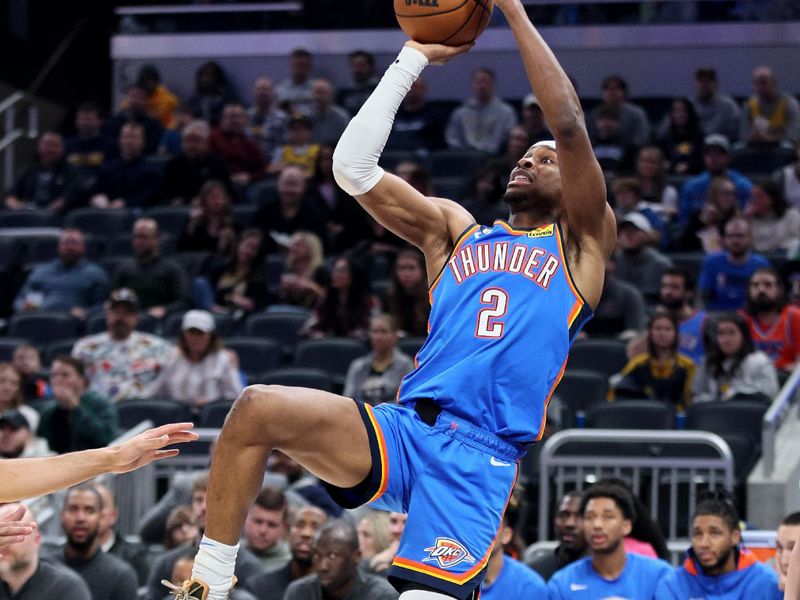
xmin=148 ymin=310 xmax=242 ymax=410
xmin=691 ymin=67 xmax=741 ymax=143
xmin=0 ymin=409 xmax=51 ymax=459
xmin=614 ymin=212 xmax=673 ymax=304
xmin=520 ymin=93 xmax=551 ymax=144
xmin=676 ymin=133 xmax=753 ymax=231
xmin=71 ymin=288 xmax=174 ymax=402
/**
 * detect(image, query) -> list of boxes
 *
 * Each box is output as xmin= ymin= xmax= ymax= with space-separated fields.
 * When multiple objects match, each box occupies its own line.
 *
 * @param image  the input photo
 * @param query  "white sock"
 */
xmin=399 ymin=591 xmax=455 ymax=599
xmin=192 ymin=535 xmax=239 ymax=600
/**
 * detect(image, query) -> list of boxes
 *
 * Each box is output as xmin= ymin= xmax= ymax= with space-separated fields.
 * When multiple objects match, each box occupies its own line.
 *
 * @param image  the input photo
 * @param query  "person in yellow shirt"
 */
xmin=136 ymin=64 xmax=180 ymax=129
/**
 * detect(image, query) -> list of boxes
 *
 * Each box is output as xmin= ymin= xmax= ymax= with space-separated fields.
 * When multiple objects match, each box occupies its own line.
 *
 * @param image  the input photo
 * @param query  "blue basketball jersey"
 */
xmin=398 ymin=220 xmax=592 ymax=444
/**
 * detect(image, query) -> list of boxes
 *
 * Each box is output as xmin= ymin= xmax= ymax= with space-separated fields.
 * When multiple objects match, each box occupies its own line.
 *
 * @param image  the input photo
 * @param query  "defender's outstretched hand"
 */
xmin=404 ymin=40 xmax=473 ymax=65
xmin=111 ymin=422 xmax=199 ymax=473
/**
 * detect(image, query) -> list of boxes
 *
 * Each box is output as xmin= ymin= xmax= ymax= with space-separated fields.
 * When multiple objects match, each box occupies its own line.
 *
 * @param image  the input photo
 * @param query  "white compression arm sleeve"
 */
xmin=332 ymin=46 xmax=429 ymax=196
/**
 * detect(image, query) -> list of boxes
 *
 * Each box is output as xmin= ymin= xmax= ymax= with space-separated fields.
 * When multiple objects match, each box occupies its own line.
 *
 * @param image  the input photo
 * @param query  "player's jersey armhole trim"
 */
xmin=427 ymin=223 xmax=480 ymax=301
xmin=554 ymin=221 xmax=591 ymax=311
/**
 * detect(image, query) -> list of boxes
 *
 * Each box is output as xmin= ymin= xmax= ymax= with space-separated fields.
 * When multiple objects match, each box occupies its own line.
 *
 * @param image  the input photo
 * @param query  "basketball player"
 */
xmin=0 ymin=422 xmax=197 ymax=547
xmin=175 ymin=0 xmax=616 ymax=598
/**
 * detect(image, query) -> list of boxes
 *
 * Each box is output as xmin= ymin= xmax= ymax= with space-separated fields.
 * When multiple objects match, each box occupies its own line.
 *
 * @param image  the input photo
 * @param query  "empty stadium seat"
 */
xmin=294 ymin=338 xmax=368 ymax=379
xmin=8 ymin=312 xmax=83 ymax=345
xmin=0 ymin=237 xmax=21 ymax=270
xmin=378 ymin=150 xmax=418 ymax=172
xmin=586 ymin=400 xmax=675 ymax=430
xmin=433 ymin=176 xmax=467 ymax=200
xmin=0 ymin=338 xmax=29 ymax=361
xmin=199 ymin=399 xmax=234 ymax=428
xmin=232 ymin=204 xmax=257 ymax=227
xmin=43 ymin=338 xmax=78 ymax=364
xmin=244 ymin=312 xmax=308 ymax=355
xmin=117 ymin=398 xmax=194 ymax=430
xmin=172 ymin=252 xmax=212 ymax=277
xmin=665 ymin=252 xmax=705 ymax=282
xmin=0 ymin=210 xmax=58 ymax=228
xmin=64 ymin=208 xmax=135 ymax=239
xmin=225 ymin=337 xmax=281 ymax=380
xmin=429 ymin=149 xmax=489 ymax=177
xmin=553 ymin=369 xmax=609 ymax=414
xmin=145 ymin=206 xmax=191 ymax=238
xmin=567 ymin=338 xmax=628 ymax=378
xmin=98 ymin=256 xmax=127 ymax=278
xmin=246 ymin=178 xmax=278 ymax=204
xmin=256 ymin=367 xmax=333 ymax=392
xmin=264 ymin=254 xmax=285 ymax=296
xmin=731 ymin=146 xmax=795 ymax=175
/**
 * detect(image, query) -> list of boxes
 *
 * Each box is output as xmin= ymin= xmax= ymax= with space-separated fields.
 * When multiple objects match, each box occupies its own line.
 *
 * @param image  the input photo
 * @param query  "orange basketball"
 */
xmin=394 ymin=0 xmax=494 ymax=47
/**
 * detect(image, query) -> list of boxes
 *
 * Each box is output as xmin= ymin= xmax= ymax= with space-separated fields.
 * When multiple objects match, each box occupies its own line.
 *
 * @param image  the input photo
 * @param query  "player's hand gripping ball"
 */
xmin=395 ymin=0 xmax=494 ymax=46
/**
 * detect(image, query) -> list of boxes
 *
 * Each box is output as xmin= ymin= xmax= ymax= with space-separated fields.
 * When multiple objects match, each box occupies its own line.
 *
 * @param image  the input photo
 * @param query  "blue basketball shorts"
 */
xmin=325 ymin=400 xmax=524 ymax=599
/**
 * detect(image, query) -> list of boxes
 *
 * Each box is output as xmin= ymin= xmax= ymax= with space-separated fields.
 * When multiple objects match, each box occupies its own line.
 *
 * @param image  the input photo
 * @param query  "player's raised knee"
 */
xmin=228 ymin=384 xmax=283 ymax=421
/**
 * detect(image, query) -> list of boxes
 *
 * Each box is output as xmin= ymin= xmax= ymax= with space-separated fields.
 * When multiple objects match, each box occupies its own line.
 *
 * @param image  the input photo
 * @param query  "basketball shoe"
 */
xmin=162 ymin=577 xmax=237 ymax=600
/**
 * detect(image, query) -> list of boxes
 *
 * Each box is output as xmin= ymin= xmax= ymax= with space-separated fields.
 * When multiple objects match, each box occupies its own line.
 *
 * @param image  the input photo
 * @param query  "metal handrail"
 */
xmin=0 ymin=92 xmax=38 ymax=188
xmin=761 ymin=363 xmax=800 ymax=477
xmin=116 ymin=3 xmax=302 ymax=15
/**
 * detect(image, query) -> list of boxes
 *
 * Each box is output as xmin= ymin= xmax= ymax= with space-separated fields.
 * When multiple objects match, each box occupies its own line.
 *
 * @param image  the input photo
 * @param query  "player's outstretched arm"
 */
xmin=0 ymin=422 xmax=197 ymax=503
xmin=496 ymin=1 xmax=616 ymax=288
xmin=333 ymin=42 xmax=474 ymax=259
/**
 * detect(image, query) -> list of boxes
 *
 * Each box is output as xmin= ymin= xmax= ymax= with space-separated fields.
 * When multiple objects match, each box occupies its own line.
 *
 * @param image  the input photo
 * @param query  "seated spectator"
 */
xmin=678 ymin=175 xmax=740 ymax=253
xmin=305 ymin=256 xmax=376 ymax=340
xmin=634 ymin=146 xmax=679 ymax=219
xmin=610 ymin=311 xmax=695 ymax=410
xmin=482 ymin=494 xmax=548 ymax=600
xmin=91 ymin=122 xmax=162 ymax=210
xmin=275 ymin=48 xmax=315 ymax=116
xmin=4 ymin=130 xmax=80 ymax=212
xmin=343 ymin=314 xmax=414 ymax=406
xmin=527 ymin=491 xmax=587 ymax=580
xmin=387 ymin=248 xmax=430 ymax=338
xmin=209 ymin=102 xmax=269 ymax=188
xmin=65 ymin=102 xmax=117 ymax=197
xmin=134 ymin=64 xmax=179 ymax=129
xmin=243 ymin=506 xmax=328 ymax=600
xmin=164 ymin=505 xmax=199 ymax=551
xmin=656 ymin=97 xmax=705 ymax=175
xmin=519 ymin=92 xmax=552 ymax=144
xmin=11 ymin=344 xmax=48 ymax=402
xmin=147 ymin=473 xmax=264 ymax=600
xmin=583 ymin=257 xmax=647 ymax=340
xmin=486 ymin=125 xmax=535 ymax=183
xmin=279 ymin=231 xmax=327 ymax=308
xmin=356 ymin=511 xmax=392 ymax=575
xmin=282 ymin=520 xmax=398 ymax=600
xmin=384 ymin=75 xmax=444 ymax=153
xmin=198 ymin=229 xmax=268 ymax=318
xmin=0 ymin=363 xmax=40 ymax=432
xmin=53 ymin=485 xmax=139 ymax=600
xmin=655 ymin=491 xmax=779 ymax=599
xmin=772 ymin=139 xmax=800 ymax=210
xmin=393 ymin=160 xmax=433 ymax=195
xmin=148 ymin=310 xmax=241 ymax=410
xmin=102 ymin=84 xmax=163 ymax=155
xmin=614 ymin=213 xmax=672 ymax=303
xmin=162 ymin=119 xmax=232 ymax=206
xmin=178 ymin=179 xmax=239 ymax=256
xmin=13 ymin=228 xmax=109 ymax=319
xmin=588 ymin=75 xmax=651 ymax=150
xmin=364 ymin=512 xmax=406 ymax=577
xmin=38 ymin=355 xmax=117 ymax=453
xmin=691 ymin=67 xmax=740 ymax=142
xmin=247 ymin=76 xmax=288 ymax=161
xmin=677 ymin=134 xmax=752 ymax=230
xmin=310 ymin=78 xmax=350 ymax=146
xmin=269 ymin=115 xmax=321 ymax=178
xmin=242 ymin=487 xmax=291 ymax=569
xmin=71 ymin=288 xmax=174 ymax=403
xmin=187 ymin=61 xmax=240 ymax=127
xmin=548 ymin=483 xmax=671 ymax=599
xmin=742 ymin=267 xmax=800 ymax=372
xmin=740 ymin=66 xmax=800 ymax=147
xmin=591 ymin=105 xmax=636 ymax=176
xmin=698 ymin=218 xmax=771 ymax=311
xmin=165 ymin=551 xmax=258 ymax=600
xmin=0 ymin=408 xmax=50 ymax=459
xmin=157 ymin=103 xmax=196 ymax=157
xmin=112 ymin=218 xmax=190 ymax=319
xmin=94 ymin=482 xmax=150 ymax=585
xmin=691 ymin=312 xmax=779 ymax=403
xmin=445 ymin=67 xmax=517 ymax=154
xmin=611 ymin=178 xmax=668 ymax=246
xmin=0 ymin=503 xmax=92 ymax=600
xmin=253 ymin=165 xmax=328 ymax=251
xmin=460 ymin=166 xmax=506 ymax=225
xmin=339 ymin=50 xmax=379 ymax=116
xmin=744 ymin=179 xmax=800 ymax=254
xmin=775 ymin=511 xmax=800 ymax=594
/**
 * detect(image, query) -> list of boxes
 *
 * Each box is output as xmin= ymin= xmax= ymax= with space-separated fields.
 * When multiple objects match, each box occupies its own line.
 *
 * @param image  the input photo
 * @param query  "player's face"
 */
xmin=554 ymin=496 xmax=585 ymax=551
xmin=313 ymin=535 xmax=358 ymax=592
xmin=289 ymin=508 xmax=327 ymax=563
xmin=715 ymin=321 xmax=744 ymax=357
xmin=776 ymin=524 xmax=800 ymax=578
xmin=691 ymin=514 xmax=739 ymax=575
xmin=61 ymin=490 xmax=102 ymax=549
xmin=244 ymin=505 xmax=287 ymax=552
xmin=504 ymin=145 xmax=561 ymax=216
xmin=660 ymin=275 xmax=687 ymax=309
xmin=582 ymin=497 xmax=630 ymax=555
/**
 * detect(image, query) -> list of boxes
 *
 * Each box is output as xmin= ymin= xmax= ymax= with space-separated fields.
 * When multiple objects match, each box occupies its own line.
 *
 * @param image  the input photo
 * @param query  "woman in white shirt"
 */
xmin=150 ymin=310 xmax=242 ymax=409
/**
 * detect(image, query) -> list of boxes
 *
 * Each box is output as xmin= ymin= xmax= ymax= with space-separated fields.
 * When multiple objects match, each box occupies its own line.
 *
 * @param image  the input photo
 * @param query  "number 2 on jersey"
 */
xmin=476 ymin=288 xmax=508 ymax=338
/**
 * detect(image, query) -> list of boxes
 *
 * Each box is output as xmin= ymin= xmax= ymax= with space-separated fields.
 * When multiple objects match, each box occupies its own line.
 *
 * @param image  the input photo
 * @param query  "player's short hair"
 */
xmin=579 ymin=483 xmax=637 ymax=522
xmin=693 ymin=489 xmax=739 ymax=532
xmin=781 ymin=511 xmax=800 ymax=527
